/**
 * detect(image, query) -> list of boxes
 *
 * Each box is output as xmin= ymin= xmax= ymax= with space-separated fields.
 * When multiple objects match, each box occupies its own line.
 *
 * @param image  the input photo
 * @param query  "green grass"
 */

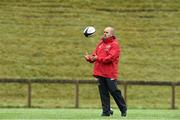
xmin=0 ymin=83 xmax=180 ymax=109
xmin=0 ymin=0 xmax=179 ymax=80
xmin=0 ymin=108 xmax=180 ymax=119
xmin=0 ymin=0 xmax=180 ymax=109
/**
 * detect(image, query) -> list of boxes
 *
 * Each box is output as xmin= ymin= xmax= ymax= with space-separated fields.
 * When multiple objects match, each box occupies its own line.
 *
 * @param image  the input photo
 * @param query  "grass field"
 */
xmin=0 ymin=0 xmax=180 ymax=109
xmin=0 ymin=108 xmax=180 ymax=120
xmin=0 ymin=0 xmax=179 ymax=80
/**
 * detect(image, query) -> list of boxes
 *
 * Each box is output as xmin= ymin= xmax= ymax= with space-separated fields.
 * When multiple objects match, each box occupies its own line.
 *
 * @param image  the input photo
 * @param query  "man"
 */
xmin=84 ymin=27 xmax=127 ymax=117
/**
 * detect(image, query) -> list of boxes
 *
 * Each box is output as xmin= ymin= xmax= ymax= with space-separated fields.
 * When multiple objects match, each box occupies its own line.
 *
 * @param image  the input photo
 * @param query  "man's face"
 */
xmin=103 ymin=28 xmax=112 ymax=39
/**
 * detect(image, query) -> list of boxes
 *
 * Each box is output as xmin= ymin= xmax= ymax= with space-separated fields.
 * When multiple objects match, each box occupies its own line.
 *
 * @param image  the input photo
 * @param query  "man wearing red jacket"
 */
xmin=84 ymin=27 xmax=127 ymax=117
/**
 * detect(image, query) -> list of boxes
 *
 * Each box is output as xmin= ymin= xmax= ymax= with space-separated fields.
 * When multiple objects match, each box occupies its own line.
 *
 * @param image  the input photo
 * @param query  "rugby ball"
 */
xmin=83 ymin=26 xmax=95 ymax=37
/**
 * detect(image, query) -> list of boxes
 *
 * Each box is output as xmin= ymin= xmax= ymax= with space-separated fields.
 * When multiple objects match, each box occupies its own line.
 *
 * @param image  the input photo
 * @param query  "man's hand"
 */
xmin=84 ymin=52 xmax=97 ymax=62
xmin=91 ymin=55 xmax=97 ymax=61
xmin=84 ymin=52 xmax=91 ymax=61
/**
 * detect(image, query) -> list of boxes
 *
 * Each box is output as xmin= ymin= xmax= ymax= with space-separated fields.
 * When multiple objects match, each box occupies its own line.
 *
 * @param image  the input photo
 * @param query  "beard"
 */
xmin=103 ymin=36 xmax=107 ymax=41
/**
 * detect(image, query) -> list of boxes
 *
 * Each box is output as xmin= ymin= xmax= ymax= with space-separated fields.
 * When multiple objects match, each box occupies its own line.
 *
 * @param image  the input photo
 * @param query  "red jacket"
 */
xmin=89 ymin=36 xmax=121 ymax=80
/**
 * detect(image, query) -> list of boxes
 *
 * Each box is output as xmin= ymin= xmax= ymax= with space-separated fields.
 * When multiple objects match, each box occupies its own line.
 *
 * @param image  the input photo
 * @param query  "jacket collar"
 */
xmin=101 ymin=36 xmax=116 ymax=43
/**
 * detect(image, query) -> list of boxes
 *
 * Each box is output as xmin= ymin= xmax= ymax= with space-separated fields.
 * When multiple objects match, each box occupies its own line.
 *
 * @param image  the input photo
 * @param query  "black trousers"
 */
xmin=97 ymin=76 xmax=127 ymax=114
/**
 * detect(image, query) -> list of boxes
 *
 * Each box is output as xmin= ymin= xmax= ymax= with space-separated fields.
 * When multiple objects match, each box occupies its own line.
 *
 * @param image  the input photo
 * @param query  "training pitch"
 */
xmin=0 ymin=108 xmax=180 ymax=120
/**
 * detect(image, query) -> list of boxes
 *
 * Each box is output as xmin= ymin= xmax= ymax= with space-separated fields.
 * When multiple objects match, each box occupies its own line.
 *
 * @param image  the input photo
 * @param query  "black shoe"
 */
xmin=110 ymin=109 xmax=113 ymax=115
xmin=101 ymin=113 xmax=110 ymax=116
xmin=121 ymin=110 xmax=127 ymax=117
xmin=101 ymin=108 xmax=114 ymax=117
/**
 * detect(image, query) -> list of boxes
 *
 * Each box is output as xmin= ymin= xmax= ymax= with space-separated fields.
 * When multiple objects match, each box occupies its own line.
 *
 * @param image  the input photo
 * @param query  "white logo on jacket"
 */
xmin=99 ymin=45 xmax=102 ymax=49
xmin=105 ymin=45 xmax=111 ymax=51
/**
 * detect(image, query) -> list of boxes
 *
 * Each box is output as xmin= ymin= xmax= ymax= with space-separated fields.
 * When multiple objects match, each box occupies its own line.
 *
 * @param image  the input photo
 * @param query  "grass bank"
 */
xmin=0 ymin=0 xmax=179 ymax=109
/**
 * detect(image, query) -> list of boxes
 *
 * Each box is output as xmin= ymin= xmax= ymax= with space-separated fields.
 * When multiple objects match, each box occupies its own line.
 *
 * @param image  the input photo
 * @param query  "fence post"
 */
xmin=75 ymin=80 xmax=79 ymax=108
xmin=124 ymin=83 xmax=127 ymax=104
xmin=27 ymin=82 xmax=31 ymax=108
xmin=171 ymin=84 xmax=175 ymax=109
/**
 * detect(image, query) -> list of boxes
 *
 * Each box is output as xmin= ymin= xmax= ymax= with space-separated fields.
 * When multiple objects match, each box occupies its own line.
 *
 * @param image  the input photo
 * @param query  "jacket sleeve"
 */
xmin=96 ymin=43 xmax=120 ymax=63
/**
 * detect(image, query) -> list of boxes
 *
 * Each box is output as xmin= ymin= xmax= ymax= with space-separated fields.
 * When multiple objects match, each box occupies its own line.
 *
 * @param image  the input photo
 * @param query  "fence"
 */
xmin=0 ymin=79 xmax=180 ymax=109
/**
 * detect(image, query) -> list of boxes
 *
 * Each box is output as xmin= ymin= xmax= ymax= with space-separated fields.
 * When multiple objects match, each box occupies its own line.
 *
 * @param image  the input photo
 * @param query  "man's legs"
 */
xmin=106 ymin=78 xmax=127 ymax=116
xmin=97 ymin=77 xmax=111 ymax=116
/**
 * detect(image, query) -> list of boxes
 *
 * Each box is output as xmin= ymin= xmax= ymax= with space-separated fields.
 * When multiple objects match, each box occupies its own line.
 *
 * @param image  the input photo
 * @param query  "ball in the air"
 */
xmin=83 ymin=26 xmax=95 ymax=37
